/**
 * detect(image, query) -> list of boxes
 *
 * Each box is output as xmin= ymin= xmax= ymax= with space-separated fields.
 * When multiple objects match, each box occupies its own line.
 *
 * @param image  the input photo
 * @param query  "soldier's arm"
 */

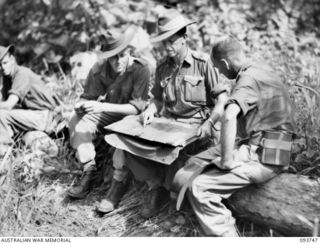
xmin=0 ymin=94 xmax=19 ymax=110
xmin=219 ymin=103 xmax=241 ymax=169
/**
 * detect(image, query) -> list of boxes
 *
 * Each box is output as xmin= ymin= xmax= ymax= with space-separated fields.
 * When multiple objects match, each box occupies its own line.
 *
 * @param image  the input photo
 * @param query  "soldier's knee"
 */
xmin=0 ymin=109 xmax=10 ymax=122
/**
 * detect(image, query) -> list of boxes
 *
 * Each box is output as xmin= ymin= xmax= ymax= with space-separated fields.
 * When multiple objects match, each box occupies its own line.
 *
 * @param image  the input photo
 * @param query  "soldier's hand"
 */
xmin=197 ymin=120 xmax=212 ymax=139
xmin=74 ymin=102 xmax=86 ymax=115
xmin=81 ymin=101 xmax=105 ymax=114
xmin=142 ymin=107 xmax=155 ymax=127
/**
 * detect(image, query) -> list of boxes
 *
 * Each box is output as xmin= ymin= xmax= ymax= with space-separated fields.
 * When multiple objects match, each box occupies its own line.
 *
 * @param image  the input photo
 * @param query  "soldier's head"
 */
xmin=151 ymin=9 xmax=195 ymax=59
xmin=211 ymin=36 xmax=245 ymax=79
xmin=0 ymin=45 xmax=16 ymax=77
xmin=100 ymin=26 xmax=137 ymax=74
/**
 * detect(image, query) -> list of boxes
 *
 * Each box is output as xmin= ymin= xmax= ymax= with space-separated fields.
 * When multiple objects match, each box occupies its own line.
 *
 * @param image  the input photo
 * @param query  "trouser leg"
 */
xmin=68 ymin=111 xmax=123 ymax=165
xmin=0 ymin=109 xmax=52 ymax=155
xmin=67 ymin=111 xmax=123 ymax=199
xmin=187 ymin=144 xmax=282 ymax=236
xmin=188 ymin=169 xmax=249 ymax=236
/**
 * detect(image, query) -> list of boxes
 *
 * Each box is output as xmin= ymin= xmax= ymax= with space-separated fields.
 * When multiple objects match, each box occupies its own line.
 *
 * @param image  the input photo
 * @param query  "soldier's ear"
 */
xmin=220 ymin=59 xmax=230 ymax=70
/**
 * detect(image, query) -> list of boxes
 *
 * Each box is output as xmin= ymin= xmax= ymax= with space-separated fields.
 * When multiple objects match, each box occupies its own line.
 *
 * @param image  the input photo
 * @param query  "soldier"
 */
xmin=0 ymin=45 xmax=60 ymax=157
xmin=67 ymin=25 xmax=151 ymax=213
xmin=107 ymin=9 xmax=228 ymax=218
xmin=186 ymin=37 xmax=296 ymax=236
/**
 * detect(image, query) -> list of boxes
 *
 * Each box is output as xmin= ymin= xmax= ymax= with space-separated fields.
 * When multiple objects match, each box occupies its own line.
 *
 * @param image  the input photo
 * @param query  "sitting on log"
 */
xmin=180 ymin=36 xmax=297 ymax=237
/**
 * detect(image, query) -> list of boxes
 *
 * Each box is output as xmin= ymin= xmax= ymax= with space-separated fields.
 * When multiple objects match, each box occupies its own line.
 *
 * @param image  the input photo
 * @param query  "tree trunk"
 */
xmin=229 ymin=173 xmax=320 ymax=236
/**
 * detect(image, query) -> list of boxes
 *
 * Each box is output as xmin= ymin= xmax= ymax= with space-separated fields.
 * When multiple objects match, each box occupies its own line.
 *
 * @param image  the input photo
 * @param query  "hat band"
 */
xmin=158 ymin=15 xmax=189 ymax=33
xmin=103 ymin=35 xmax=125 ymax=52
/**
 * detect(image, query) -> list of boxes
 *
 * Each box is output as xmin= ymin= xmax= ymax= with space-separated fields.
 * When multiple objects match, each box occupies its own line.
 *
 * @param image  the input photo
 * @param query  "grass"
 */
xmin=0 ymin=0 xmax=320 ymax=237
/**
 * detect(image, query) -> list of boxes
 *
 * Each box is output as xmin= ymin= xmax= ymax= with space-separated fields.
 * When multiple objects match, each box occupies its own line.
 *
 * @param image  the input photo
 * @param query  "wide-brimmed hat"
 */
xmin=100 ymin=25 xmax=137 ymax=59
xmin=0 ymin=45 xmax=15 ymax=61
xmin=150 ymin=9 xmax=196 ymax=43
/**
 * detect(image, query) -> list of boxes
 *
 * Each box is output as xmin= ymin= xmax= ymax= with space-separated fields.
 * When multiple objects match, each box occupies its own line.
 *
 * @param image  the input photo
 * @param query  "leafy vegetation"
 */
xmin=0 ymin=0 xmax=319 ymax=237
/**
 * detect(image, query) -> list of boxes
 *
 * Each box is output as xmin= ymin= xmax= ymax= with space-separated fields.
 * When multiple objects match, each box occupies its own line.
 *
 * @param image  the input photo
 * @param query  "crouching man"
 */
xmin=0 ymin=45 xmax=60 ymax=157
xmin=186 ymin=37 xmax=296 ymax=236
xmin=67 ymin=26 xmax=151 ymax=214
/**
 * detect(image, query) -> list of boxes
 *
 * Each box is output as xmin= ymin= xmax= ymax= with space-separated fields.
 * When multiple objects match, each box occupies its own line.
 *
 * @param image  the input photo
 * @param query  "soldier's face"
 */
xmin=162 ymin=34 xmax=185 ymax=58
xmin=108 ymin=48 xmax=131 ymax=73
xmin=0 ymin=54 xmax=15 ymax=76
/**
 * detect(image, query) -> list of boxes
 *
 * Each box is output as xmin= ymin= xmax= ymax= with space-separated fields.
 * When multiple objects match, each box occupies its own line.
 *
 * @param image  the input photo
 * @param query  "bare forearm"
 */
xmin=221 ymin=114 xmax=237 ymax=162
xmin=102 ymin=103 xmax=139 ymax=115
xmin=0 ymin=101 xmax=12 ymax=110
xmin=220 ymin=103 xmax=240 ymax=164
xmin=0 ymin=95 xmax=19 ymax=110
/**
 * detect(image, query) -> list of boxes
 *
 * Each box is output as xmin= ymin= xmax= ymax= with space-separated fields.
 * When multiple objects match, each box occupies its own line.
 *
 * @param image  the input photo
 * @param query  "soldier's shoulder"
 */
xmin=155 ymin=56 xmax=170 ymax=72
xmin=191 ymin=50 xmax=210 ymax=62
xmin=16 ymin=65 xmax=39 ymax=79
xmin=132 ymin=58 xmax=149 ymax=69
xmin=17 ymin=65 xmax=33 ymax=75
xmin=91 ymin=59 xmax=106 ymax=74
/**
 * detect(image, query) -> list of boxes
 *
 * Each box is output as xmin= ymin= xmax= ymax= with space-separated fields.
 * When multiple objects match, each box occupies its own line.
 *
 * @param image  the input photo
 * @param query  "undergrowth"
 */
xmin=0 ymin=0 xmax=319 ymax=237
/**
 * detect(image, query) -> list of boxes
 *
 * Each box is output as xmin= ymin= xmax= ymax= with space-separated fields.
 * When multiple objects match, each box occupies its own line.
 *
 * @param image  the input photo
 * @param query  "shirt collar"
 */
xmin=236 ymin=61 xmax=252 ymax=80
xmin=184 ymin=49 xmax=193 ymax=65
xmin=167 ymin=48 xmax=192 ymax=66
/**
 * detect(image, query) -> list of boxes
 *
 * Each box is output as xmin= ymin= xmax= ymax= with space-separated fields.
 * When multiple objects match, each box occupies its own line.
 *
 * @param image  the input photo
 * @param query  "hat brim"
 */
xmin=150 ymin=20 xmax=196 ymax=43
xmin=0 ymin=45 xmax=15 ymax=61
xmin=99 ymin=26 xmax=137 ymax=60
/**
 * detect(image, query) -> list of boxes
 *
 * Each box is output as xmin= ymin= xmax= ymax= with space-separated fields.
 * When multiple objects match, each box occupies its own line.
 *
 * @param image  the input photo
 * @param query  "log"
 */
xmin=229 ymin=173 xmax=320 ymax=236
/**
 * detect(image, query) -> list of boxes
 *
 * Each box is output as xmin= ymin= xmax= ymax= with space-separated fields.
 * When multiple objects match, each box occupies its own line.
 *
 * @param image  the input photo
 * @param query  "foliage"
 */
xmin=0 ymin=0 xmax=319 ymax=237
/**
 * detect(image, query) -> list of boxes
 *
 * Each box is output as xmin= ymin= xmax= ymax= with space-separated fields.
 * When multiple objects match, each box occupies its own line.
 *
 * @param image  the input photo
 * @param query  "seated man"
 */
xmin=67 ymin=25 xmax=151 ymax=207
xmin=105 ymin=9 xmax=228 ymax=218
xmin=186 ymin=37 xmax=296 ymax=236
xmin=0 ymin=45 xmax=60 ymax=157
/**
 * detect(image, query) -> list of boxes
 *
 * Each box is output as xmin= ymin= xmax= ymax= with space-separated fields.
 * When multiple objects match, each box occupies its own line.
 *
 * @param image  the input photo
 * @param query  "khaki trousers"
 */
xmin=0 ymin=109 xmax=53 ymax=150
xmin=187 ymin=144 xmax=283 ymax=236
xmin=69 ymin=111 xmax=128 ymax=180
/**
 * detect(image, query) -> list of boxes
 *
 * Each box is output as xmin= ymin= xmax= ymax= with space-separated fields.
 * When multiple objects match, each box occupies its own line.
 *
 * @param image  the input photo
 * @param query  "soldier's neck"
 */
xmin=173 ymin=46 xmax=188 ymax=66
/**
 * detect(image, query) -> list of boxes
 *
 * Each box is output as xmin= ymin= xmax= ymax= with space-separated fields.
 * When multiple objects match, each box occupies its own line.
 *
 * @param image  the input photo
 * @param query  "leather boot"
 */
xmin=96 ymin=179 xmax=128 ymax=214
xmin=67 ymin=166 xmax=97 ymax=199
xmin=140 ymin=187 xmax=169 ymax=219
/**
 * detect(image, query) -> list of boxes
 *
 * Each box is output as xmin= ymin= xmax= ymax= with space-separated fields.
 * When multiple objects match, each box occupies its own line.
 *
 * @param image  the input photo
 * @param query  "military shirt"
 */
xmin=152 ymin=49 xmax=219 ymax=118
xmin=227 ymin=62 xmax=296 ymax=138
xmin=1 ymin=65 xmax=60 ymax=110
xmin=81 ymin=58 xmax=150 ymax=113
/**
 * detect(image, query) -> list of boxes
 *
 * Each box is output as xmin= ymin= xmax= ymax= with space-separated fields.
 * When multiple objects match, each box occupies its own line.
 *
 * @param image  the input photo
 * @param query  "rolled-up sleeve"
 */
xmin=226 ymin=75 xmax=259 ymax=116
xmin=80 ymin=65 xmax=105 ymax=100
xmin=211 ymin=83 xmax=231 ymax=99
xmin=129 ymin=64 xmax=150 ymax=113
xmin=9 ymin=70 xmax=31 ymax=101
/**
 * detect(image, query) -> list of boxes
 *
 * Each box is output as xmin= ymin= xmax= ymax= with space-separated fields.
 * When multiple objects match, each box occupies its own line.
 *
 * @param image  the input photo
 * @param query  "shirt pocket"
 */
xmin=160 ymin=76 xmax=176 ymax=103
xmin=183 ymin=75 xmax=206 ymax=103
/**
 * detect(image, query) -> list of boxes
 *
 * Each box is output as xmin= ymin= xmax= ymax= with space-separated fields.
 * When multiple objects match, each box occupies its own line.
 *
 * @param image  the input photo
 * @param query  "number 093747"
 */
xmin=300 ymin=238 xmax=318 ymax=243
